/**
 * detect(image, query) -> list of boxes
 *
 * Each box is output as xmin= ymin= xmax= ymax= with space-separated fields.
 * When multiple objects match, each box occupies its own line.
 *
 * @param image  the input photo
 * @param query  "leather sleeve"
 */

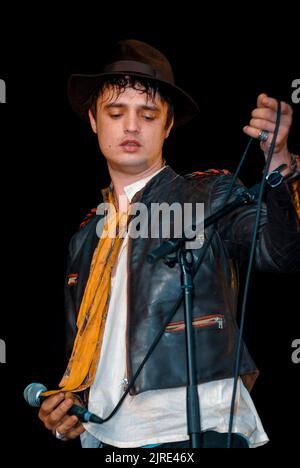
xmin=64 ymin=216 xmax=102 ymax=360
xmin=64 ymin=234 xmax=78 ymax=361
xmin=211 ymin=174 xmax=300 ymax=273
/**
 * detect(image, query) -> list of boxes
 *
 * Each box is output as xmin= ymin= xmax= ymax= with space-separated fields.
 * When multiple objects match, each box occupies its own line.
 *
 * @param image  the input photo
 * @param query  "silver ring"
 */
xmin=257 ymin=130 xmax=269 ymax=142
xmin=55 ymin=429 xmax=65 ymax=440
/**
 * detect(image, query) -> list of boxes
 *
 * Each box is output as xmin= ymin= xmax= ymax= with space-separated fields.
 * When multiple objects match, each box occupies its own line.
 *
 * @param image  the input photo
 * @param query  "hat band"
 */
xmin=103 ymin=60 xmax=166 ymax=81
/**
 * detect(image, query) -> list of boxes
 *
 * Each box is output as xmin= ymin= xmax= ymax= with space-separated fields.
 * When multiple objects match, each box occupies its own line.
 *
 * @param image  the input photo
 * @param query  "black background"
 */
xmin=0 ymin=9 xmax=299 ymax=449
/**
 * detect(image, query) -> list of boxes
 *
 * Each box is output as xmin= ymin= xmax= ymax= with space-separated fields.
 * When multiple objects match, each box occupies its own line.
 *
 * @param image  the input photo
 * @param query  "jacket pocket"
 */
xmin=165 ymin=314 xmax=225 ymax=333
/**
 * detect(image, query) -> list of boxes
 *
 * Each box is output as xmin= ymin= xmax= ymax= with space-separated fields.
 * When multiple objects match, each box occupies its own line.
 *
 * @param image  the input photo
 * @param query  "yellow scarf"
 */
xmin=44 ymin=186 xmax=128 ymax=396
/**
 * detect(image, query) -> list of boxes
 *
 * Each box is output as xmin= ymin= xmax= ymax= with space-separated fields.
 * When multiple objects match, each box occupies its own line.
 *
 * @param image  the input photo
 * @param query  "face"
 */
xmin=88 ymin=84 xmax=173 ymax=174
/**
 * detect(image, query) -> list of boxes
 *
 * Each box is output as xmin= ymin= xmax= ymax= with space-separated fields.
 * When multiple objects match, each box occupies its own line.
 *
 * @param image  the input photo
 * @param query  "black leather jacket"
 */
xmin=64 ymin=166 xmax=300 ymax=395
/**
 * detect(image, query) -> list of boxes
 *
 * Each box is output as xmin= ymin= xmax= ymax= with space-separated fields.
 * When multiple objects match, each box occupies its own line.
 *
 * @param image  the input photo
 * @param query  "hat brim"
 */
xmin=67 ymin=72 xmax=199 ymax=127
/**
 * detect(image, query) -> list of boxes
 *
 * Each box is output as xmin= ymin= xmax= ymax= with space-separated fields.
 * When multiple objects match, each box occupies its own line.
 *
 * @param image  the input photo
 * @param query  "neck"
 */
xmin=107 ymin=159 xmax=164 ymax=211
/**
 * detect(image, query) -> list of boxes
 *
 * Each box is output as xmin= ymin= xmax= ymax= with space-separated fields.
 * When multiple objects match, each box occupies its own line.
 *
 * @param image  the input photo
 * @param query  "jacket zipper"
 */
xmin=165 ymin=314 xmax=224 ymax=333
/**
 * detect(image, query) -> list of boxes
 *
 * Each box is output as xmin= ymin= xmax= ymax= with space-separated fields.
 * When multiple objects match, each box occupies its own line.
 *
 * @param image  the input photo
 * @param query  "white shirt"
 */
xmin=83 ymin=167 xmax=269 ymax=448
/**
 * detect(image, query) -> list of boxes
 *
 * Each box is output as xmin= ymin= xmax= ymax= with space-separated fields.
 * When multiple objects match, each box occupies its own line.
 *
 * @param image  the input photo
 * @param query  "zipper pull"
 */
xmin=121 ymin=378 xmax=129 ymax=392
xmin=215 ymin=317 xmax=224 ymax=329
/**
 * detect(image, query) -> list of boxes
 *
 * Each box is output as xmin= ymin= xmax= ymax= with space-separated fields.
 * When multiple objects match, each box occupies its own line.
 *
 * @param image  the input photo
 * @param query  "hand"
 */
xmin=243 ymin=93 xmax=293 ymax=175
xmin=38 ymin=392 xmax=85 ymax=441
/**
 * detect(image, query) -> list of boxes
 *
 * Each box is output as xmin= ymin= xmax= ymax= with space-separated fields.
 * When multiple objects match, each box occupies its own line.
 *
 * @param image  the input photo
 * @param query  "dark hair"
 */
xmin=89 ymin=75 xmax=174 ymax=129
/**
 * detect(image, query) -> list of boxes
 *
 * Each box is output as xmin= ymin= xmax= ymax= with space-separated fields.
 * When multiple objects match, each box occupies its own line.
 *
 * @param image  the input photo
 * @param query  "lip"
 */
xmin=120 ymin=139 xmax=142 ymax=153
xmin=120 ymin=139 xmax=141 ymax=147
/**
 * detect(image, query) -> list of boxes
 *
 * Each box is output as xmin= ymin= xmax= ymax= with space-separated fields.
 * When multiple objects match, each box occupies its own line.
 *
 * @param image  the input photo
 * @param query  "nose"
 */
xmin=124 ymin=111 xmax=140 ymax=134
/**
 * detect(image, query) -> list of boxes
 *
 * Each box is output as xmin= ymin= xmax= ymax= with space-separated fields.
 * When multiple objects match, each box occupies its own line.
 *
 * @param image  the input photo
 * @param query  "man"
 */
xmin=38 ymin=39 xmax=300 ymax=448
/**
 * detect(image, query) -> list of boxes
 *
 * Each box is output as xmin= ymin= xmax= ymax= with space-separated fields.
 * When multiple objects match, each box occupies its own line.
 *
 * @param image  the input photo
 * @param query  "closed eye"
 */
xmin=142 ymin=115 xmax=155 ymax=121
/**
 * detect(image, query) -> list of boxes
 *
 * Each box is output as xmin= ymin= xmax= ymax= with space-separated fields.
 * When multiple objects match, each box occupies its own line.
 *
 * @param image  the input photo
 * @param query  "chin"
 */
xmin=110 ymin=156 xmax=150 ymax=170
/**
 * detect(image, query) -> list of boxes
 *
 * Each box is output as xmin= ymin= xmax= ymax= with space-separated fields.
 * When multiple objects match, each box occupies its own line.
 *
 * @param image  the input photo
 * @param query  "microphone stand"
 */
xmin=147 ymin=186 xmax=256 ymax=448
xmin=179 ymin=246 xmax=201 ymax=448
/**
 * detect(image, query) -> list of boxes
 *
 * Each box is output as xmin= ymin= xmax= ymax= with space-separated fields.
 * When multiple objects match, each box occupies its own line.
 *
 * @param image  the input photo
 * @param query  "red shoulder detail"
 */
xmin=79 ymin=208 xmax=97 ymax=229
xmin=191 ymin=168 xmax=231 ymax=179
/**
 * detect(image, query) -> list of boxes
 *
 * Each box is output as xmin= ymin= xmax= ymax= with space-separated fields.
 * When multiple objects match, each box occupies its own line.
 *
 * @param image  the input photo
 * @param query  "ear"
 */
xmin=88 ymin=109 xmax=98 ymax=134
xmin=165 ymin=115 xmax=174 ymax=139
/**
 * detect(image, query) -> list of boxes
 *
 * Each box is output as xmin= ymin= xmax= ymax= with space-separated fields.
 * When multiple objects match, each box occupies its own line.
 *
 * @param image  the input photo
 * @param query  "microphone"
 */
xmin=23 ymin=382 xmax=104 ymax=424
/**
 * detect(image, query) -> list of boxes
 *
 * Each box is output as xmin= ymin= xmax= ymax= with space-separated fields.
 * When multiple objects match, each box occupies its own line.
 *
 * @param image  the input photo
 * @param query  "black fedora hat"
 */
xmin=67 ymin=39 xmax=199 ymax=126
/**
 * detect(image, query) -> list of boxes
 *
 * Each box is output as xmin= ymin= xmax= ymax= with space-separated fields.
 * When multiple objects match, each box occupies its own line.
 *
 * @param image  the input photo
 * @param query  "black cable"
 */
xmin=191 ymin=137 xmax=254 ymax=278
xmin=227 ymin=100 xmax=282 ymax=448
xmin=90 ymin=137 xmax=256 ymax=425
xmin=96 ymin=291 xmax=185 ymax=423
xmin=97 ymin=104 xmax=283 ymax=446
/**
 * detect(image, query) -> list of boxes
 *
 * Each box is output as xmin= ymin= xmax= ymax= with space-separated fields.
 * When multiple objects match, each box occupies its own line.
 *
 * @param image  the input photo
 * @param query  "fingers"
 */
xmin=251 ymin=108 xmax=278 ymax=123
xmin=62 ymin=424 xmax=85 ymax=441
xmin=251 ymin=107 xmax=292 ymax=126
xmin=257 ymin=93 xmax=293 ymax=115
xmin=249 ymin=118 xmax=275 ymax=134
xmin=243 ymin=124 xmax=285 ymax=154
xmin=243 ymin=125 xmax=269 ymax=141
xmin=65 ymin=392 xmax=77 ymax=403
xmin=55 ymin=417 xmax=86 ymax=441
xmin=38 ymin=392 xmax=86 ymax=441
xmin=243 ymin=124 xmax=285 ymax=152
xmin=47 ymin=398 xmax=75 ymax=429
xmin=243 ymin=93 xmax=293 ymax=155
xmin=257 ymin=93 xmax=268 ymax=108
xmin=38 ymin=393 xmax=65 ymax=420
xmin=39 ymin=393 xmax=77 ymax=430
xmin=64 ymin=391 xmax=84 ymax=407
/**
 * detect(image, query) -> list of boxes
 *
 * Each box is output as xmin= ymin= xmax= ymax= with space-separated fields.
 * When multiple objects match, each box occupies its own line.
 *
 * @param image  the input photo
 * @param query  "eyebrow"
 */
xmin=104 ymin=103 xmax=161 ymax=112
